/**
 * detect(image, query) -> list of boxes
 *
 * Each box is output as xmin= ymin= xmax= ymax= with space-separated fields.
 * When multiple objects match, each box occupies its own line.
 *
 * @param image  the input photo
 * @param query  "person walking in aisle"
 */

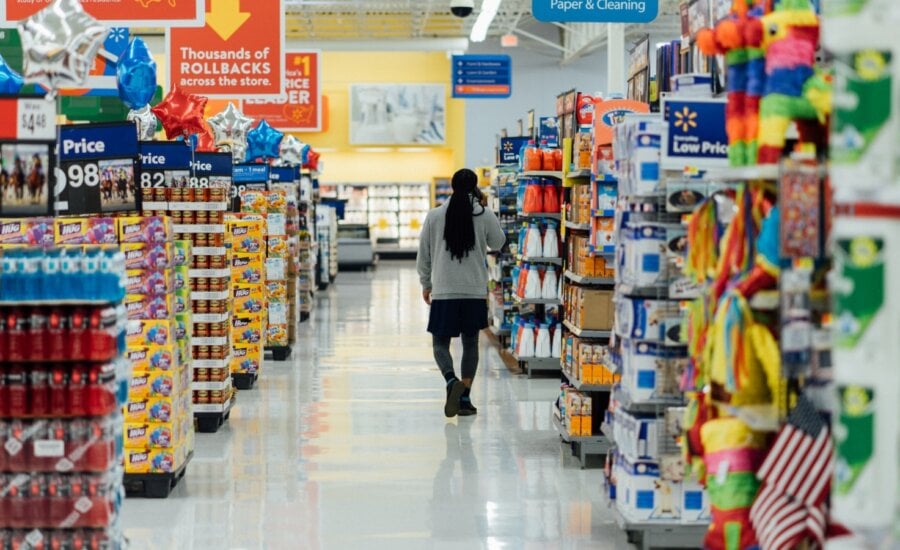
xmin=417 ymin=168 xmax=506 ymax=418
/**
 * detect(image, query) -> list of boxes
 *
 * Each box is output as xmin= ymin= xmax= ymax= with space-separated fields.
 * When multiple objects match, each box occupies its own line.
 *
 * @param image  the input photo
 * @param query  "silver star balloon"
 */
xmin=279 ymin=135 xmax=309 ymax=166
xmin=18 ymin=0 xmax=109 ymax=91
xmin=127 ymin=105 xmax=158 ymax=141
xmin=207 ymin=102 xmax=253 ymax=152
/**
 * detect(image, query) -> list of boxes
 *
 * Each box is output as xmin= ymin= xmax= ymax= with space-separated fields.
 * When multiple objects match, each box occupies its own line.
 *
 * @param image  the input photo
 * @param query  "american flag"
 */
xmin=749 ymin=396 xmax=835 ymax=550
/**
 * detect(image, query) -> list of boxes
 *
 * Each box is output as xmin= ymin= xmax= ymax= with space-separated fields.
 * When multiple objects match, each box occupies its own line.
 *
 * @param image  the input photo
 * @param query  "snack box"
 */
xmin=173 ymin=292 xmax=190 ymax=316
xmin=128 ymin=370 xmax=183 ymax=400
xmin=0 ymin=218 xmax=54 ymax=246
xmin=266 ymin=323 xmax=289 ymax=347
xmin=232 ymin=284 xmax=265 ymax=315
xmin=239 ymin=190 xmax=267 ymax=214
xmin=265 ymin=257 xmax=286 ymax=281
xmin=174 ymin=312 xmax=192 ymax=342
xmin=124 ymin=443 xmax=188 ymax=474
xmin=122 ymin=242 xmax=174 ymax=270
xmin=265 ymin=281 xmax=288 ymax=303
xmin=54 ymin=218 xmax=118 ymax=245
xmin=123 ymin=415 xmax=191 ymax=449
xmin=231 ymin=253 xmax=264 ymax=284
xmin=229 ymin=221 xmax=265 ymax=253
xmin=125 ymin=293 xmax=175 ymax=321
xmin=232 ymin=314 xmax=264 ymax=345
xmin=118 ymin=216 xmax=172 ymax=244
xmin=266 ymin=235 xmax=289 ymax=258
xmin=230 ymin=343 xmax=262 ymax=374
xmin=126 ymin=319 xmax=177 ymax=347
xmin=126 ymin=269 xmax=175 ymax=296
xmin=267 ymin=188 xmax=288 ymax=213
xmin=123 ymin=395 xmax=188 ymax=423
xmin=172 ymin=240 xmax=191 ymax=267
xmin=173 ymin=265 xmax=190 ymax=294
xmin=266 ymin=213 xmax=287 ymax=236
xmin=125 ymin=343 xmax=180 ymax=372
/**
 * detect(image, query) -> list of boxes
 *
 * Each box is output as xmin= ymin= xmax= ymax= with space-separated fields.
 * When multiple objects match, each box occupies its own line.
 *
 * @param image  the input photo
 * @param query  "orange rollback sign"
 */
xmin=168 ymin=0 xmax=284 ymax=99
xmin=1 ymin=0 xmax=205 ymax=26
xmin=242 ymin=52 xmax=321 ymax=132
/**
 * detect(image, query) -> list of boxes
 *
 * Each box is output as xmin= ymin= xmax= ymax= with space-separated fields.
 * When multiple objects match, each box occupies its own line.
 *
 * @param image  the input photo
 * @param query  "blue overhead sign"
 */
xmin=532 ymin=0 xmax=659 ymax=23
xmin=452 ymin=55 xmax=512 ymax=99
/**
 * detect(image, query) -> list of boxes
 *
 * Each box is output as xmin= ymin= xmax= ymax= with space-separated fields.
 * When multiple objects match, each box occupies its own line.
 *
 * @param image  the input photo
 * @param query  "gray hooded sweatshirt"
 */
xmin=417 ymin=200 xmax=506 ymax=300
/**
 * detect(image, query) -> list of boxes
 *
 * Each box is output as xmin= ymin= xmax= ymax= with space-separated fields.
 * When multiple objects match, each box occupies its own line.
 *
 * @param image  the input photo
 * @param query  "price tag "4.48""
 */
xmin=0 ymin=97 xmax=56 ymax=141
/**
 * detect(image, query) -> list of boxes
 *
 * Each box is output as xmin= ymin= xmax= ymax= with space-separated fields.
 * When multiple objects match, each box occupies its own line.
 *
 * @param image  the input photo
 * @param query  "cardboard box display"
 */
xmin=172 ymin=240 xmax=191 ymax=267
xmin=125 ymin=293 xmax=175 ymax=321
xmin=117 ymin=216 xmax=172 ymax=244
xmin=128 ymin=370 xmax=182 ymax=400
xmin=232 ymin=284 xmax=265 ymax=315
xmin=570 ymin=287 xmax=614 ymax=330
xmin=126 ymin=319 xmax=177 ymax=347
xmin=0 ymin=218 xmax=53 ymax=245
xmin=54 ymin=218 xmax=118 ymax=245
xmin=122 ymin=242 xmax=174 ymax=270
xmin=123 ymin=395 xmax=189 ymax=423
xmin=123 ymin=415 xmax=191 ymax=449
xmin=126 ymin=269 xmax=175 ymax=296
xmin=124 ymin=444 xmax=189 ymax=474
xmin=266 ymin=324 xmax=289 ymax=347
xmin=232 ymin=314 xmax=264 ymax=345
xmin=616 ymin=456 xmax=683 ymax=522
xmin=229 ymin=220 xmax=265 ymax=253
xmin=231 ymin=253 xmax=264 ymax=284
xmin=231 ymin=343 xmax=262 ymax=374
xmin=615 ymin=298 xmax=686 ymax=344
xmin=620 ymin=339 xmax=687 ymax=403
xmin=266 ymin=235 xmax=289 ymax=258
xmin=265 ymin=281 xmax=288 ymax=303
xmin=239 ymin=190 xmax=267 ymax=214
xmin=125 ymin=343 xmax=180 ymax=372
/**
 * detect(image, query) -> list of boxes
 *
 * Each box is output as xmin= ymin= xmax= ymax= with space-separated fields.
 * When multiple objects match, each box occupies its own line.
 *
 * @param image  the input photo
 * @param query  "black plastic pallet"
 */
xmin=232 ymin=372 xmax=258 ymax=390
xmin=265 ymin=345 xmax=292 ymax=362
xmin=124 ymin=451 xmax=193 ymax=499
xmin=300 ymin=312 xmax=310 ymax=323
xmin=195 ymin=406 xmax=232 ymax=433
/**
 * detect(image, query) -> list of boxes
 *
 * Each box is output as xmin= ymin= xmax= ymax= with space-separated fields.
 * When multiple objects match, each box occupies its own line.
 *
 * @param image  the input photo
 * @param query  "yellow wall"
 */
xmin=303 ymin=51 xmax=464 ymax=184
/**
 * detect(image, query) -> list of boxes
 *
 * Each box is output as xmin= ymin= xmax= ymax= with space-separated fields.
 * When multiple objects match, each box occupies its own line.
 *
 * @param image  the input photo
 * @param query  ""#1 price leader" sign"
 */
xmin=57 ymin=122 xmax=140 ymax=216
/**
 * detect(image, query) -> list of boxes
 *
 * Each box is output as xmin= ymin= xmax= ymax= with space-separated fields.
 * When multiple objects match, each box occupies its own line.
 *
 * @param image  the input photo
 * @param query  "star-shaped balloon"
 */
xmin=127 ymin=105 xmax=158 ymax=140
xmin=193 ymin=123 xmax=218 ymax=152
xmin=0 ymin=54 xmax=24 ymax=94
xmin=279 ymin=135 xmax=310 ymax=166
xmin=207 ymin=102 xmax=254 ymax=150
xmin=151 ymin=85 xmax=208 ymax=139
xmin=117 ymin=37 xmax=157 ymax=110
xmin=304 ymin=149 xmax=321 ymax=172
xmin=231 ymin=143 xmax=247 ymax=164
xmin=18 ymin=0 xmax=109 ymax=91
xmin=246 ymin=119 xmax=284 ymax=162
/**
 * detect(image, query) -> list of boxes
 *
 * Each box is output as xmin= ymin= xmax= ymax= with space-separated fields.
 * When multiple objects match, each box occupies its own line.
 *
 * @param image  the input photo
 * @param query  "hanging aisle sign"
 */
xmin=56 ymin=122 xmax=139 ymax=216
xmin=452 ymin=55 xmax=512 ymax=99
xmin=532 ymin=0 xmax=659 ymax=23
xmin=1 ymin=0 xmax=204 ymax=26
xmin=168 ymin=0 xmax=285 ymax=98
xmin=242 ymin=51 xmax=321 ymax=132
xmin=661 ymin=97 xmax=729 ymax=169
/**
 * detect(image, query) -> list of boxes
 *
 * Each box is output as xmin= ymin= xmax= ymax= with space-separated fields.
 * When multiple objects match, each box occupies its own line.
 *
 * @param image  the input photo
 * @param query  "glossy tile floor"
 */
xmin=121 ymin=261 xmax=633 ymax=549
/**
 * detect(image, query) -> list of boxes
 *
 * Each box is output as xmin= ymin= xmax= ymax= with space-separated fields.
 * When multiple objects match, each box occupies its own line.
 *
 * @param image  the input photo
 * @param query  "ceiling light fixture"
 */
xmin=469 ymin=0 xmax=502 ymax=43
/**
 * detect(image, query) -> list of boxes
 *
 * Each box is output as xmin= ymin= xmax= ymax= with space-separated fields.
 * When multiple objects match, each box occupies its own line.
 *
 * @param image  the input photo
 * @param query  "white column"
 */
xmin=606 ymin=23 xmax=626 ymax=96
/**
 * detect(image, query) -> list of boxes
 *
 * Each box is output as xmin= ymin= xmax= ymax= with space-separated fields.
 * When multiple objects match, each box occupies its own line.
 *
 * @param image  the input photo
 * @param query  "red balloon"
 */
xmin=304 ymin=149 xmax=320 ymax=171
xmin=195 ymin=124 xmax=217 ymax=152
xmin=151 ymin=85 xmax=208 ymax=140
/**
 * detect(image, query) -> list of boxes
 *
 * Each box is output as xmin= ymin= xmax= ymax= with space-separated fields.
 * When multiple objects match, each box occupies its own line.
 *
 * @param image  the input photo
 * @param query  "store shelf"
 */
xmin=192 ymin=377 xmax=233 ymax=392
xmin=563 ymin=320 xmax=611 ymax=339
xmin=192 ymin=355 xmax=232 ymax=369
xmin=518 ymin=211 xmax=561 ymax=220
xmin=193 ymin=312 xmax=230 ymax=324
xmin=610 ymin=502 xmax=708 ymax=550
xmin=193 ymin=397 xmax=234 ymax=415
xmin=517 ymin=255 xmax=562 ymax=265
xmin=551 ymin=407 xmax=612 ymax=452
xmin=489 ymin=324 xmax=511 ymax=337
xmin=564 ymin=270 xmax=615 ymax=286
xmin=513 ymin=354 xmax=560 ymax=371
xmin=615 ymin=387 xmax=685 ymax=414
xmin=565 ymin=221 xmax=591 ymax=231
xmin=191 ymin=290 xmax=229 ymax=301
xmin=521 ymin=170 xmax=564 ymax=179
xmin=616 ymin=284 xmax=669 ymax=299
xmin=516 ymin=297 xmax=561 ymax=306
xmin=563 ymin=369 xmax=613 ymax=392
xmin=566 ymin=169 xmax=592 ymax=179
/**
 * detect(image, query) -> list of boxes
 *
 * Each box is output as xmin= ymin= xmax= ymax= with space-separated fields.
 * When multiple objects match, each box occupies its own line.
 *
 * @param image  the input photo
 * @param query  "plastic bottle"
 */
xmin=524 ymin=141 xmax=542 ymax=172
xmin=519 ymin=322 xmax=535 ymax=357
xmin=22 ymin=249 xmax=41 ymax=302
xmin=535 ymin=323 xmax=552 ymax=358
xmin=516 ymin=263 xmax=529 ymax=299
xmin=82 ymin=248 xmax=101 ymax=301
xmin=60 ymin=248 xmax=81 ymax=300
xmin=41 ymin=248 xmax=61 ymax=301
xmin=543 ymin=222 xmax=559 ymax=258
xmin=542 ymin=265 xmax=559 ymax=300
xmin=1 ymin=249 xmax=20 ymax=301
xmin=540 ymin=140 xmax=554 ymax=171
xmin=552 ymin=324 xmax=562 ymax=358
xmin=525 ymin=223 xmax=543 ymax=258
xmin=524 ymin=264 xmax=543 ymax=300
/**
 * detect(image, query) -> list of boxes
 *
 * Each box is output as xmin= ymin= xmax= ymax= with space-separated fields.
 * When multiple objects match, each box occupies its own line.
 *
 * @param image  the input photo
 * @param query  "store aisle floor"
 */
xmin=121 ymin=261 xmax=632 ymax=550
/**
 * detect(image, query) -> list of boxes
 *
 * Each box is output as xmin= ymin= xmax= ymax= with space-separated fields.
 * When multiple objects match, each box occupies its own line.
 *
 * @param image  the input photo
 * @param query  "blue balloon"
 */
xmin=0 ymin=54 xmax=24 ymax=94
xmin=246 ymin=119 xmax=284 ymax=161
xmin=117 ymin=37 xmax=157 ymax=110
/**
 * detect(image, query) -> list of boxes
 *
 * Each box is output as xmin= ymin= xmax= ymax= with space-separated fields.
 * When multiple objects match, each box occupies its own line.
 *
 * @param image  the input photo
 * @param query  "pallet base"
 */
xmin=124 ymin=451 xmax=193 ymax=499
xmin=265 ymin=345 xmax=293 ymax=362
xmin=300 ymin=312 xmax=310 ymax=323
xmin=232 ymin=372 xmax=258 ymax=390
xmin=195 ymin=405 xmax=232 ymax=433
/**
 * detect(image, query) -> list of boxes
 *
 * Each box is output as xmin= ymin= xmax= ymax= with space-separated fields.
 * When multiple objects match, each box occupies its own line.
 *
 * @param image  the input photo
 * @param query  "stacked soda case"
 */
xmin=0 ymin=234 xmax=128 ymax=548
xmin=225 ymin=216 xmax=265 ymax=383
xmin=144 ymin=187 xmax=235 ymax=421
xmin=116 ymin=217 xmax=195 ymax=476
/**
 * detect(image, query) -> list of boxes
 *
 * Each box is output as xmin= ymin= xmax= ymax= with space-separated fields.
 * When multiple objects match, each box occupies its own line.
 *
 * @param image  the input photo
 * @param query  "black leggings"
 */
xmin=432 ymin=333 xmax=479 ymax=381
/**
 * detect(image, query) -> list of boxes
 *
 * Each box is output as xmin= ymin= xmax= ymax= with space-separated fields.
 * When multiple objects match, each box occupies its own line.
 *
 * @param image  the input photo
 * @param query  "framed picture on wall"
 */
xmin=349 ymin=84 xmax=446 ymax=145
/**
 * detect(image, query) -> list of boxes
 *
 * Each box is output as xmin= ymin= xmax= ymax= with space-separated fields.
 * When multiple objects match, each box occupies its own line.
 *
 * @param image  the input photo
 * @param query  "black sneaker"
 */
xmin=458 ymin=398 xmax=477 ymax=416
xmin=445 ymin=380 xmax=466 ymax=418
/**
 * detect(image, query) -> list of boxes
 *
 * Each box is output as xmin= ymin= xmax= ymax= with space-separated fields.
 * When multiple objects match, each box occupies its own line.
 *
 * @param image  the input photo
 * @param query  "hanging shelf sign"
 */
xmin=532 ymin=0 xmax=659 ymax=23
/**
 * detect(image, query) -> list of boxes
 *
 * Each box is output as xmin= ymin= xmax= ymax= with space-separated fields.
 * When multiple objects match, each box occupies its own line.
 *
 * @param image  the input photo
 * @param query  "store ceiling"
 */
xmin=283 ymin=0 xmax=534 ymax=40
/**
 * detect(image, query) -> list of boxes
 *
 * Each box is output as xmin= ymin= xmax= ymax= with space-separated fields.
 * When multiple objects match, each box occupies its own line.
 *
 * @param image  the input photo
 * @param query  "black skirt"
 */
xmin=427 ymin=298 xmax=488 ymax=337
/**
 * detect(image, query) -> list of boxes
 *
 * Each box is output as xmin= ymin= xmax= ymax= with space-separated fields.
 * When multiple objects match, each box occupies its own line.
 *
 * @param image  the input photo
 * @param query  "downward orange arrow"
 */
xmin=206 ymin=0 xmax=250 ymax=41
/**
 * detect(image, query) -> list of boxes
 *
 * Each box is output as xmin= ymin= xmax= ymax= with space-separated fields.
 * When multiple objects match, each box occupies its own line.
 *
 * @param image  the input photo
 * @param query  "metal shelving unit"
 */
xmin=552 ymin=407 xmax=613 ymax=468
xmin=564 ymin=270 xmax=614 ymax=286
xmin=562 ymin=319 xmax=612 ymax=339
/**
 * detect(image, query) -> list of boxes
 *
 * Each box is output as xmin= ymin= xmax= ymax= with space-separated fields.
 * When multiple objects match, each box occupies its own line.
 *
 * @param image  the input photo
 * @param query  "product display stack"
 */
xmin=510 ymin=133 xmax=565 ymax=377
xmin=486 ymin=165 xmax=518 ymax=346
xmin=226 ymin=215 xmax=266 ymax=389
xmin=117 ymin=217 xmax=196 ymax=495
xmin=0 ymin=221 xmax=130 ymax=545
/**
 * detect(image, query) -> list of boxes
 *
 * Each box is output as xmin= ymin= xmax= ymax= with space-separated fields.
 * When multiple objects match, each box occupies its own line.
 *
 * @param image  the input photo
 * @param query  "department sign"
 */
xmin=533 ymin=0 xmax=659 ymax=23
xmin=661 ymin=97 xmax=729 ymax=169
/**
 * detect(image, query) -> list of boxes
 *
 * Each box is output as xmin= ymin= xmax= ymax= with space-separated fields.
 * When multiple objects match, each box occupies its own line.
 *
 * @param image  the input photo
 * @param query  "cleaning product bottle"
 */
xmin=523 ymin=178 xmax=544 ymax=213
xmin=543 ymin=222 xmax=559 ymax=258
xmin=525 ymin=222 xmax=543 ymax=258
xmin=524 ymin=141 xmax=542 ymax=172
xmin=519 ymin=322 xmax=536 ymax=357
xmin=552 ymin=323 xmax=562 ymax=358
xmin=524 ymin=264 xmax=543 ymax=300
xmin=543 ymin=181 xmax=561 ymax=214
xmin=540 ymin=140 xmax=554 ymax=171
xmin=542 ymin=265 xmax=558 ymax=300
xmin=516 ymin=263 xmax=529 ymax=300
xmin=535 ymin=323 xmax=552 ymax=358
